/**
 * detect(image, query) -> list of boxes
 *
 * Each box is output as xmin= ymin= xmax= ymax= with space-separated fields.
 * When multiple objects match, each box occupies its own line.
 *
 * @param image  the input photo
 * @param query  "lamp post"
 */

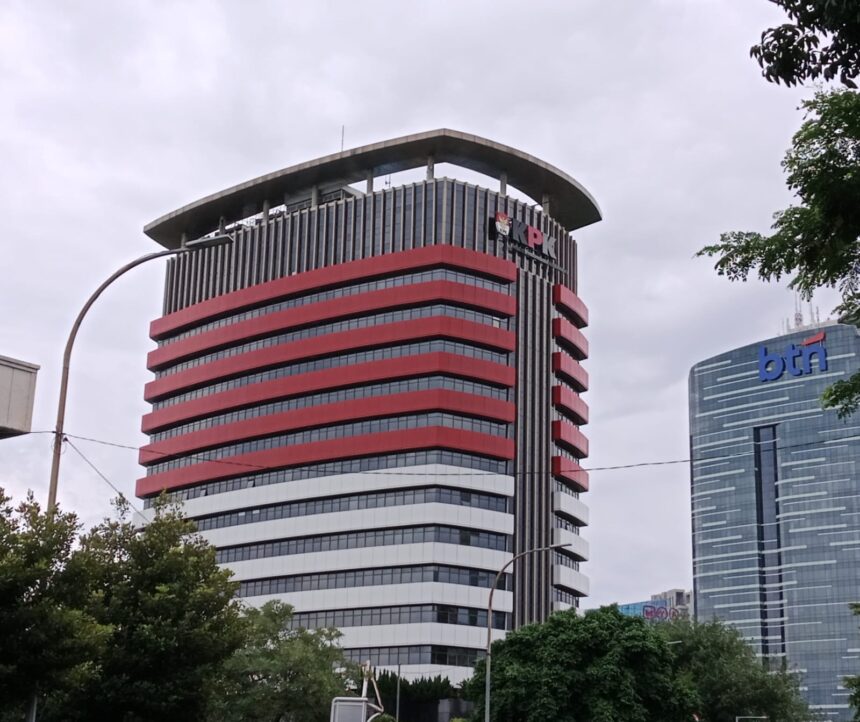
xmin=45 ymin=233 xmax=232 ymax=512
xmin=483 ymin=542 xmax=571 ymax=722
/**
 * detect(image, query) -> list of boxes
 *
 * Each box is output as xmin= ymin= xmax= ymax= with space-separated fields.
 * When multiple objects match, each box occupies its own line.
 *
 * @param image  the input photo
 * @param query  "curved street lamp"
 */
xmin=46 ymin=233 xmax=232 ymax=511
xmin=484 ymin=542 xmax=571 ymax=722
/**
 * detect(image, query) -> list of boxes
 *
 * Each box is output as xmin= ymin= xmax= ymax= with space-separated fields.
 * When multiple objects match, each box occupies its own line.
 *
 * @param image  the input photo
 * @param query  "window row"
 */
xmin=157 ymin=303 xmax=510 ymax=378
xmin=552 ymin=550 xmax=580 ymax=571
xmin=194 ymin=486 xmax=510 ymax=532
xmin=152 ymin=340 xmax=510 ymax=409
xmin=553 ymin=589 xmax=580 ymax=606
xmin=150 ymin=375 xmax=509 ymax=442
xmin=553 ymin=479 xmax=581 ymax=499
xmin=238 ymin=564 xmax=512 ymax=598
xmin=342 ymin=645 xmax=482 ymax=668
xmin=146 ymin=412 xmax=512 ymax=475
xmin=143 ymin=450 xmax=513 ymax=507
xmin=215 ymin=524 xmax=512 ymax=564
xmin=555 ymin=517 xmax=582 ymax=534
xmin=290 ymin=604 xmax=509 ymax=631
xmin=158 ymin=268 xmax=513 ymax=347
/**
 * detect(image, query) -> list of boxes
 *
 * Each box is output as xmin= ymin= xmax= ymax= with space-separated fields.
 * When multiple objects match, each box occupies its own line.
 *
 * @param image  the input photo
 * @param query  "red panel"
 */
xmin=151 ymin=245 xmax=518 ymax=340
xmin=148 ymin=280 xmax=516 ymax=370
xmin=552 ymin=318 xmax=588 ymax=361
xmin=551 ymin=352 xmax=588 ymax=393
xmin=136 ymin=427 xmax=515 ymax=497
xmin=552 ymin=284 xmax=588 ymax=328
xmin=142 ymin=353 xmax=514 ymax=433
xmin=551 ymin=456 xmax=589 ymax=493
xmin=140 ymin=390 xmax=515 ymax=463
xmin=552 ymin=420 xmax=589 ymax=458
xmin=145 ymin=317 xmax=515 ymax=402
xmin=552 ymin=385 xmax=589 ymax=425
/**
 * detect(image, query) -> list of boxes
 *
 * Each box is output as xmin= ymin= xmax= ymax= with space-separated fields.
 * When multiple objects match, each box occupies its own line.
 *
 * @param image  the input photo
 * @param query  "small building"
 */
xmin=617 ymin=588 xmax=691 ymax=622
xmin=0 ymin=355 xmax=39 ymax=438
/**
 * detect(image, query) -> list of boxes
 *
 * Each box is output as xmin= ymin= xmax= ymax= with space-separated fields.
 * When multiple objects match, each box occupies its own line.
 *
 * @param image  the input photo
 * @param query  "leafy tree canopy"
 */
xmin=660 ymin=619 xmax=810 ymax=722
xmin=699 ymin=88 xmax=860 ymax=417
xmin=34 ymin=497 xmax=245 ymax=722
xmin=206 ymin=600 xmax=357 ymax=722
xmin=464 ymin=606 xmax=696 ymax=722
xmin=751 ymin=0 xmax=860 ymax=86
xmin=0 ymin=491 xmax=109 ymax=717
xmin=847 ymin=603 xmax=860 ymax=721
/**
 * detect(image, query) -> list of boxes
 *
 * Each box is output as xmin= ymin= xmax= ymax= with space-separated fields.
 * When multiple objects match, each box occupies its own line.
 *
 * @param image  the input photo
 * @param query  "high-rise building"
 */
xmin=137 ymin=130 xmax=600 ymax=681
xmin=689 ymin=320 xmax=860 ymax=721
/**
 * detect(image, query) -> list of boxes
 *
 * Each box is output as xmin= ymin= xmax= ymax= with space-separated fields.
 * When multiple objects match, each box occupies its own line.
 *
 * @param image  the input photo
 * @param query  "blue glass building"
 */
xmin=689 ymin=321 xmax=860 ymax=721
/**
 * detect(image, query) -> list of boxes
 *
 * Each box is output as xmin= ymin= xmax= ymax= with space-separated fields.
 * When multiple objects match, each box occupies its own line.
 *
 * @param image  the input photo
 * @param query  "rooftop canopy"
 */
xmin=144 ymin=128 xmax=602 ymax=248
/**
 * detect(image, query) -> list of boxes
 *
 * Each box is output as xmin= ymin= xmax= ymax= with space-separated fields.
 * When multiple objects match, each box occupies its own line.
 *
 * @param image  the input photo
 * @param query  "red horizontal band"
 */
xmin=142 ymin=353 xmax=515 ymax=434
xmin=551 ymin=352 xmax=588 ymax=392
xmin=140 ymin=390 xmax=515 ymax=464
xmin=552 ymin=420 xmax=589 ymax=458
xmin=551 ymin=456 xmax=589 ymax=493
xmin=552 ymin=386 xmax=589 ymax=425
xmin=552 ymin=284 xmax=588 ymax=328
xmin=552 ymin=318 xmax=588 ymax=361
xmin=136 ymin=427 xmax=515 ymax=497
xmin=145 ymin=318 xmax=515 ymax=402
xmin=148 ymin=280 xmax=516 ymax=370
xmin=151 ymin=245 xmax=518 ymax=340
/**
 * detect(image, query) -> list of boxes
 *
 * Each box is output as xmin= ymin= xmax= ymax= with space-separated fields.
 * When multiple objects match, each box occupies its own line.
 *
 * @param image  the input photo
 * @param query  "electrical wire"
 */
xmin=25 ymin=428 xmax=858 ymax=477
xmin=63 ymin=437 xmax=144 ymax=516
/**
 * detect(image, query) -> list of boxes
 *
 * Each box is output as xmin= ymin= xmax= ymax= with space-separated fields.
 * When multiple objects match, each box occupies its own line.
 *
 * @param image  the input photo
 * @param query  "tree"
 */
xmin=376 ymin=671 xmax=463 ymax=722
xmin=41 ymin=498 xmax=245 ymax=722
xmin=660 ymin=619 xmax=810 ymax=722
xmin=847 ymin=603 xmax=860 ymax=721
xmin=0 ymin=490 xmax=108 ymax=720
xmin=751 ymin=0 xmax=860 ymax=87
xmin=206 ymin=600 xmax=357 ymax=722
xmin=698 ymin=87 xmax=860 ymax=417
xmin=463 ymin=606 xmax=696 ymax=722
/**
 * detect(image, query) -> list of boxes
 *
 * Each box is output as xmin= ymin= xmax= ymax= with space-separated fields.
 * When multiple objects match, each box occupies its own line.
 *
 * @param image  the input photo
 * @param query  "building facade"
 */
xmin=136 ymin=130 xmax=600 ymax=681
xmin=689 ymin=321 xmax=860 ymax=720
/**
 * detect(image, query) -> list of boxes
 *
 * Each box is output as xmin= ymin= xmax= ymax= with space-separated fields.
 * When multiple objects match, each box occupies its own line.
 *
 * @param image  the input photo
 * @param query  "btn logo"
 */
xmin=758 ymin=331 xmax=828 ymax=382
xmin=491 ymin=212 xmax=557 ymax=260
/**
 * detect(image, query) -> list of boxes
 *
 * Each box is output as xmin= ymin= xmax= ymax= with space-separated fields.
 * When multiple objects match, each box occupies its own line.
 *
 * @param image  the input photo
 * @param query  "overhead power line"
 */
xmin=24 ymin=429 xmax=857 ymax=478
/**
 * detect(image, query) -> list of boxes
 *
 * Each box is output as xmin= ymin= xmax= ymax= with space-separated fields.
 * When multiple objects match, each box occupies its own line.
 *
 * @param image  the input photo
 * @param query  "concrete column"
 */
xmin=310 ymin=185 xmax=319 ymax=208
xmin=541 ymin=193 xmax=551 ymax=217
xmin=426 ymin=155 xmax=435 ymax=181
xmin=218 ymin=217 xmax=226 ymax=233
xmin=366 ymin=171 xmax=374 ymax=194
xmin=499 ymin=173 xmax=508 ymax=196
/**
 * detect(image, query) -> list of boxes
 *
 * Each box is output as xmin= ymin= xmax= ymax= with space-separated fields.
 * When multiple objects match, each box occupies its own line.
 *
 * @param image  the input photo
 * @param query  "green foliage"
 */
xmin=0 ymin=491 xmax=109 ymax=719
xmin=462 ymin=607 xmax=812 ymax=722
xmin=699 ymin=88 xmax=860 ymax=417
xmin=463 ymin=606 xmax=696 ymax=722
xmin=750 ymin=0 xmax=860 ymax=86
xmin=660 ymin=619 xmax=810 ymax=722
xmin=40 ymin=497 xmax=246 ymax=721
xmin=206 ymin=600 xmax=357 ymax=722
xmin=848 ymin=603 xmax=860 ymax=721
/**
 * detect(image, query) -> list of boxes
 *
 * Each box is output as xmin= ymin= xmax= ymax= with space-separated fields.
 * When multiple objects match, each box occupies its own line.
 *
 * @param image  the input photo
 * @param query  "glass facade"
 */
xmin=689 ymin=322 xmax=860 ymax=721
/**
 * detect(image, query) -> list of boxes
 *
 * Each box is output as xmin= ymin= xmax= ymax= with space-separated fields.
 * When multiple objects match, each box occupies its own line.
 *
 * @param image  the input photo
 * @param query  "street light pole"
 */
xmin=484 ymin=542 xmax=571 ymax=722
xmin=46 ymin=234 xmax=231 ymax=512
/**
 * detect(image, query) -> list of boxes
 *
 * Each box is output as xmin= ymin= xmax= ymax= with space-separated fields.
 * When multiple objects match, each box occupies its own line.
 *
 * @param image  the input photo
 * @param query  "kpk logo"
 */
xmin=758 ymin=330 xmax=828 ymax=382
xmin=491 ymin=212 xmax=557 ymax=260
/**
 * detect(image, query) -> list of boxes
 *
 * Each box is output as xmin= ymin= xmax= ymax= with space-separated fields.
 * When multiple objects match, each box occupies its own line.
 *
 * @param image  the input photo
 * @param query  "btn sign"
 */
xmin=758 ymin=331 xmax=828 ymax=382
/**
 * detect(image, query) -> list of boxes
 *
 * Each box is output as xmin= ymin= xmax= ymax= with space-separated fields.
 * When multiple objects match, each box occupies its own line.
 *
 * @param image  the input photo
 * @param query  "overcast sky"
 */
xmin=0 ymin=0 xmax=838 ymax=607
